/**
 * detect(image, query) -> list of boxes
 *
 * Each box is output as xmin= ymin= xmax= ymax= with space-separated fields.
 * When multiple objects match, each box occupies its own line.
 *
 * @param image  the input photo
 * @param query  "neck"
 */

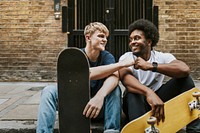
xmin=140 ymin=47 xmax=152 ymax=61
xmin=141 ymin=52 xmax=151 ymax=61
xmin=85 ymin=46 xmax=100 ymax=62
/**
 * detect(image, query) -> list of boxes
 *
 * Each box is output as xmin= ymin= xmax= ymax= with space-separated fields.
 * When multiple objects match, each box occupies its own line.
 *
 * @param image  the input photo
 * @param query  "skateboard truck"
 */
xmin=188 ymin=91 xmax=200 ymax=111
xmin=145 ymin=116 xmax=160 ymax=133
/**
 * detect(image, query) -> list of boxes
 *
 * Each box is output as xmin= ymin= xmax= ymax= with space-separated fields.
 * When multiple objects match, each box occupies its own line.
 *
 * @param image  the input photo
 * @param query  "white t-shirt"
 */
xmin=119 ymin=50 xmax=176 ymax=91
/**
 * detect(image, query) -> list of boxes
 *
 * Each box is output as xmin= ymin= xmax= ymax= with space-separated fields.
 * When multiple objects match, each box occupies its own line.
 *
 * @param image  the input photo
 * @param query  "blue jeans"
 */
xmin=103 ymin=85 xmax=121 ymax=132
xmin=36 ymin=85 xmax=58 ymax=133
xmin=36 ymin=85 xmax=121 ymax=133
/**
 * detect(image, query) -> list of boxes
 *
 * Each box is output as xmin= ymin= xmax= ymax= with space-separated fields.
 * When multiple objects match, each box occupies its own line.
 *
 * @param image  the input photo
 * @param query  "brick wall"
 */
xmin=154 ymin=0 xmax=200 ymax=80
xmin=0 ymin=0 xmax=67 ymax=81
xmin=0 ymin=0 xmax=200 ymax=82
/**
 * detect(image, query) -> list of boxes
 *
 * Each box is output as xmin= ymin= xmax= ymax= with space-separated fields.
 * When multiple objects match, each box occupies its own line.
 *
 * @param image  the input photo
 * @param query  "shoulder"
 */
xmin=152 ymin=50 xmax=176 ymax=63
xmin=119 ymin=52 xmax=136 ymax=61
xmin=101 ymin=50 xmax=114 ymax=58
xmin=101 ymin=50 xmax=113 ymax=55
xmin=101 ymin=50 xmax=115 ymax=64
xmin=153 ymin=50 xmax=175 ymax=57
xmin=80 ymin=48 xmax=84 ymax=51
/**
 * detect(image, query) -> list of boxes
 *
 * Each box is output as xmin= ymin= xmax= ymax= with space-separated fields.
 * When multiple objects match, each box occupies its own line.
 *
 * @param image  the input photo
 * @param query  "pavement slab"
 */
xmin=0 ymin=99 xmax=8 ymax=105
xmin=1 ymin=105 xmax=38 ymax=120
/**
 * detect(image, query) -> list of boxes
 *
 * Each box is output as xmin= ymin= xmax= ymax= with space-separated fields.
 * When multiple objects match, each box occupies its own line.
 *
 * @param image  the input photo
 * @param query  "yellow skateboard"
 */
xmin=121 ymin=88 xmax=200 ymax=133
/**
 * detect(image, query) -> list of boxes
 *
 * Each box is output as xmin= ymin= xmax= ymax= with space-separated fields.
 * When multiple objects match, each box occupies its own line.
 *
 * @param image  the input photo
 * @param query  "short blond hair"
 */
xmin=84 ymin=22 xmax=109 ymax=37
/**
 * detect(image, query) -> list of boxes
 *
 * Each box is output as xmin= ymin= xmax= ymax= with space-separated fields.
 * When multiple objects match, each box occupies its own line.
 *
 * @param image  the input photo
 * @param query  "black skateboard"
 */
xmin=57 ymin=47 xmax=90 ymax=133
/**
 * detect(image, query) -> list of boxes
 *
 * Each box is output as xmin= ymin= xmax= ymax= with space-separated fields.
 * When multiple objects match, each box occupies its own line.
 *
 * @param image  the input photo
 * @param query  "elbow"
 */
xmin=119 ymin=68 xmax=131 ymax=82
xmin=179 ymin=66 xmax=190 ymax=78
xmin=183 ymin=67 xmax=190 ymax=77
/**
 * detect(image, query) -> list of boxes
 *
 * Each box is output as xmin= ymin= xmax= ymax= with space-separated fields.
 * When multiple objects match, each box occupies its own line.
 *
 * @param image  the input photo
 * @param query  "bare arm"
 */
xmin=119 ymin=67 xmax=149 ymax=95
xmin=119 ymin=57 xmax=190 ymax=123
xmin=90 ymin=58 xmax=135 ymax=80
xmin=154 ymin=60 xmax=190 ymax=78
xmin=83 ymin=56 xmax=134 ymax=118
xmin=83 ymin=72 xmax=119 ymax=118
xmin=135 ymin=57 xmax=190 ymax=78
xmin=96 ymin=72 xmax=119 ymax=97
xmin=119 ymin=67 xmax=165 ymax=123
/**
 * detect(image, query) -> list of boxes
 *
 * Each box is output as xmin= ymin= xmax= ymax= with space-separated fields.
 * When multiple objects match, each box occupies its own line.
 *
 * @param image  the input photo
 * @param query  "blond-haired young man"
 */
xmin=36 ymin=22 xmax=134 ymax=133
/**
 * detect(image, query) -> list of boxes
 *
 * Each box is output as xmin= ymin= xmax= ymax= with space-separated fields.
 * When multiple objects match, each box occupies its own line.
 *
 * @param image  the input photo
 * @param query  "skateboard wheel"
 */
xmin=193 ymin=92 xmax=200 ymax=98
xmin=147 ymin=116 xmax=157 ymax=125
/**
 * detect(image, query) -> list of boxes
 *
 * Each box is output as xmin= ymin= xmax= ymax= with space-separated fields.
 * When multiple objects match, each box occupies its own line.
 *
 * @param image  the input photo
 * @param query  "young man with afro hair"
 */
xmin=119 ymin=19 xmax=200 ymax=132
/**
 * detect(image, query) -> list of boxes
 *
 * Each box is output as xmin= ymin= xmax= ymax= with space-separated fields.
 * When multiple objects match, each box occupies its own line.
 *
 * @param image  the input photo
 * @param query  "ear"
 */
xmin=147 ymin=39 xmax=152 ymax=46
xmin=85 ymin=35 xmax=91 ymax=42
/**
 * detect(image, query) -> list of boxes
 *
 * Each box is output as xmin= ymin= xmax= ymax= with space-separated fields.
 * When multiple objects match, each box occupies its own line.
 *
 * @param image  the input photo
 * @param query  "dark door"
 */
xmin=66 ymin=0 xmax=158 ymax=60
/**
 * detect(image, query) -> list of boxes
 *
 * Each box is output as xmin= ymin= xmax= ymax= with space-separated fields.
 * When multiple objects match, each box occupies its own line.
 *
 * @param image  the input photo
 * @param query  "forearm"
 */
xmin=122 ymin=73 xmax=150 ymax=96
xmin=83 ymin=75 xmax=119 ymax=119
xmin=90 ymin=62 xmax=123 ymax=80
xmin=152 ymin=60 xmax=190 ymax=78
xmin=95 ymin=74 xmax=119 ymax=98
xmin=135 ymin=57 xmax=190 ymax=78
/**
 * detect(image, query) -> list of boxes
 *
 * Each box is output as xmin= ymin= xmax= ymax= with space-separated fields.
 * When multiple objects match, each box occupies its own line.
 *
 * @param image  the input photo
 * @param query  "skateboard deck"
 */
xmin=57 ymin=47 xmax=90 ymax=133
xmin=121 ymin=88 xmax=200 ymax=133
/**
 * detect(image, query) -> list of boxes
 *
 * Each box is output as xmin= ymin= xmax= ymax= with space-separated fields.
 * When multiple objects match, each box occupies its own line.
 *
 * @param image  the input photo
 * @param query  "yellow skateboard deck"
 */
xmin=121 ymin=88 xmax=200 ymax=133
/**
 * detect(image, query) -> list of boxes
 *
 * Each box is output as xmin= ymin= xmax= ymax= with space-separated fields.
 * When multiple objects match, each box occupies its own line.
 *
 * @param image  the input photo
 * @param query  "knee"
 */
xmin=186 ymin=76 xmax=195 ymax=87
xmin=111 ymin=86 xmax=121 ymax=98
xmin=41 ymin=85 xmax=58 ymax=100
xmin=180 ymin=76 xmax=195 ymax=88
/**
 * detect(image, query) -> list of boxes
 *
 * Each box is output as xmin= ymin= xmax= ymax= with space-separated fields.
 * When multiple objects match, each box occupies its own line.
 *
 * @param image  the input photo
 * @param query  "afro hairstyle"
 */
xmin=128 ymin=19 xmax=159 ymax=47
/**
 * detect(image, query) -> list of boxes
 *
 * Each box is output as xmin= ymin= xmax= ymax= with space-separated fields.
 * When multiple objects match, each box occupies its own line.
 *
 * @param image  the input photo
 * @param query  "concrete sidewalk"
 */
xmin=0 ymin=81 xmax=199 ymax=133
xmin=0 ymin=82 xmax=57 ymax=133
